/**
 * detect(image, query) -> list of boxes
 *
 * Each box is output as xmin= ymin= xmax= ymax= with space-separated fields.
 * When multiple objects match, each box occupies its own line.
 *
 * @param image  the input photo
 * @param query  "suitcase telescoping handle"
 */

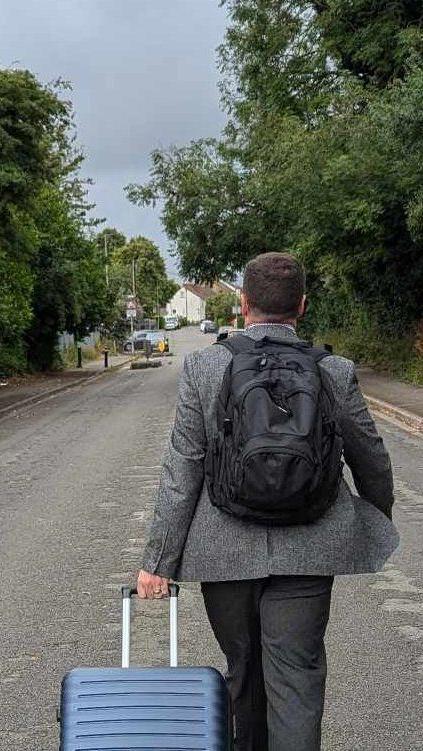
xmin=121 ymin=584 xmax=180 ymax=669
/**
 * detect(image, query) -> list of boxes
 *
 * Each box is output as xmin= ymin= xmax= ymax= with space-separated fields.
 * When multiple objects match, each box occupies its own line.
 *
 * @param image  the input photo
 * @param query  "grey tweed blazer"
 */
xmin=142 ymin=324 xmax=399 ymax=581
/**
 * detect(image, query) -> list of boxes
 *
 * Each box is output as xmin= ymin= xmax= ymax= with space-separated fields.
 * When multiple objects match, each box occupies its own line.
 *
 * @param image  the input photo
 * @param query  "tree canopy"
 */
xmin=127 ymin=0 xmax=423 ymax=349
xmin=311 ymin=0 xmax=423 ymax=87
xmin=0 ymin=69 xmax=117 ymax=372
xmin=206 ymin=290 xmax=236 ymax=326
xmin=111 ymin=236 xmax=179 ymax=318
xmin=0 ymin=70 xmax=69 ymax=369
xmin=0 ymin=70 xmax=176 ymax=374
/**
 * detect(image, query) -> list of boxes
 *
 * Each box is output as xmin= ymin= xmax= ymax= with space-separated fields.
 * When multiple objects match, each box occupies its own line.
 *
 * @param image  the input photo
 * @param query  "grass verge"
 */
xmin=317 ymin=328 xmax=423 ymax=385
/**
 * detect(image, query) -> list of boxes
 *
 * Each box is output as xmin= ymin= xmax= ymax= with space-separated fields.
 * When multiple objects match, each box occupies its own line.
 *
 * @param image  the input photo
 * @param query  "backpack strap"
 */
xmin=216 ymin=333 xmax=333 ymax=361
xmin=309 ymin=346 xmax=333 ymax=364
xmin=214 ymin=333 xmax=257 ymax=355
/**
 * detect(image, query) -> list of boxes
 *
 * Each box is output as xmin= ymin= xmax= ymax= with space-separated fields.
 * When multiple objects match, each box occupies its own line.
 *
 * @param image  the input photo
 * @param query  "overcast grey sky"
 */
xmin=0 ymin=0 xmax=228 ymax=276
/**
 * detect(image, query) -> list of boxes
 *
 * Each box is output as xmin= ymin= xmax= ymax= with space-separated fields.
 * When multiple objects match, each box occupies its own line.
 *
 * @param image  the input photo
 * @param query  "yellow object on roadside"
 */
xmin=158 ymin=339 xmax=166 ymax=353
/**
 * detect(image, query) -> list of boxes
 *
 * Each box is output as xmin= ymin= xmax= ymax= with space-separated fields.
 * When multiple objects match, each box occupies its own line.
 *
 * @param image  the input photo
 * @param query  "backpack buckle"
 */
xmin=223 ymin=418 xmax=233 ymax=436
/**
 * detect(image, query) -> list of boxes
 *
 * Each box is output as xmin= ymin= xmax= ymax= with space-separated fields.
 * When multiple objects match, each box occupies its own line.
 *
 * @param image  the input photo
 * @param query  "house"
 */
xmin=166 ymin=284 xmax=215 ymax=323
xmin=166 ymin=281 xmax=241 ymax=324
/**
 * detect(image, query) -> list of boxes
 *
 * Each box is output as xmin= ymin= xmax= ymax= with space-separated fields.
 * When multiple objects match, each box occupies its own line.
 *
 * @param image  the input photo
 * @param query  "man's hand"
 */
xmin=137 ymin=569 xmax=170 ymax=600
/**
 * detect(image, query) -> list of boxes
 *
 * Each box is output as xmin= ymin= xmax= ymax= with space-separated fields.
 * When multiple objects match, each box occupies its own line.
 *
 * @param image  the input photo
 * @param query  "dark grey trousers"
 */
xmin=201 ymin=575 xmax=334 ymax=751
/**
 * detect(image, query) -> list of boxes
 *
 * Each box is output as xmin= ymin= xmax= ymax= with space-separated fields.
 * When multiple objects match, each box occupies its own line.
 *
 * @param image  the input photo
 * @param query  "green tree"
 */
xmin=0 ymin=68 xmax=116 ymax=372
xmin=111 ymin=236 xmax=178 ymax=318
xmin=24 ymin=181 xmax=112 ymax=370
xmin=96 ymin=227 xmax=126 ymax=254
xmin=0 ymin=69 xmax=70 ymax=371
xmin=311 ymin=0 xmax=423 ymax=87
xmin=95 ymin=226 xmax=126 ymax=282
xmin=205 ymin=291 xmax=235 ymax=325
xmin=126 ymin=141 xmax=257 ymax=283
xmin=127 ymin=0 xmax=423 ymax=362
xmin=219 ymin=0 xmax=340 ymax=131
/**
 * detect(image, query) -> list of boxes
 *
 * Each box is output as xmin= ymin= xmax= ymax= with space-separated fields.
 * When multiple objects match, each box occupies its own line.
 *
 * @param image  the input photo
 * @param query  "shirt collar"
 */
xmin=246 ymin=322 xmax=297 ymax=335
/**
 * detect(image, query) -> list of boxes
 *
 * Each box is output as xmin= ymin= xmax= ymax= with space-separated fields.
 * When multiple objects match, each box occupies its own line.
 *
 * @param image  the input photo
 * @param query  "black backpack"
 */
xmin=205 ymin=335 xmax=343 ymax=526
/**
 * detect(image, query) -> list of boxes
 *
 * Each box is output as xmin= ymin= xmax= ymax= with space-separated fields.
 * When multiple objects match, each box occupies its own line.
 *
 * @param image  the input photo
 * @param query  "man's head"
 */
xmin=241 ymin=252 xmax=306 ymax=327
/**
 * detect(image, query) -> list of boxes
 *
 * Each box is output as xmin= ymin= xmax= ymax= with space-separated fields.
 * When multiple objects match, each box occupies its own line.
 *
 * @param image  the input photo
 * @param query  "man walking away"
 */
xmin=137 ymin=252 xmax=399 ymax=750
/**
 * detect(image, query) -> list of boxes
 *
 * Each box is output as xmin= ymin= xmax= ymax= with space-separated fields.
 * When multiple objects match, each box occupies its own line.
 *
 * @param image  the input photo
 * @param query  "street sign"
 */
xmin=126 ymin=298 xmax=137 ymax=320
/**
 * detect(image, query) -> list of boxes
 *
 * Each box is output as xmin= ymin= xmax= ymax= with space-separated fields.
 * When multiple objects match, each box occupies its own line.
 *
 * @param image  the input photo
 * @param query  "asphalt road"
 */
xmin=0 ymin=327 xmax=422 ymax=750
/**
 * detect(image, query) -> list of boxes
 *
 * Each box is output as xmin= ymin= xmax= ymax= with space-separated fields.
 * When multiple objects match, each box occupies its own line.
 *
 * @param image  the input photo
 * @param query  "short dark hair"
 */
xmin=243 ymin=252 xmax=305 ymax=320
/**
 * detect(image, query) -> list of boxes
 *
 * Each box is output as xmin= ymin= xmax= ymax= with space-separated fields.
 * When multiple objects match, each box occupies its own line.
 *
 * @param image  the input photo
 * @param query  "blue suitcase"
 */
xmin=59 ymin=585 xmax=232 ymax=750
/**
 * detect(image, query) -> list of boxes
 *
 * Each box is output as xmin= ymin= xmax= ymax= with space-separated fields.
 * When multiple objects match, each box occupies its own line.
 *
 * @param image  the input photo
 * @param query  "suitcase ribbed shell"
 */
xmin=60 ymin=666 xmax=230 ymax=750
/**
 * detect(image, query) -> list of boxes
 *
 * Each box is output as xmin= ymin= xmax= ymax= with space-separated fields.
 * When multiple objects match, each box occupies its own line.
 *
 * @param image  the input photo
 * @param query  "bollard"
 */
xmin=145 ymin=340 xmax=153 ymax=361
xmin=104 ymin=348 xmax=109 ymax=368
xmin=77 ymin=346 xmax=82 ymax=368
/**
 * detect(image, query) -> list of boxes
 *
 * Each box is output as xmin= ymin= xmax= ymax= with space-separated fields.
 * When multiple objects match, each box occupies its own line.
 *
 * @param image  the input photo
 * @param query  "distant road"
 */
xmin=0 ymin=326 xmax=422 ymax=750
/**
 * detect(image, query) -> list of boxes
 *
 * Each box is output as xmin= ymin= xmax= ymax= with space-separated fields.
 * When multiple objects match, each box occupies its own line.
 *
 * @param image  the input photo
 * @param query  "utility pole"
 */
xmin=131 ymin=257 xmax=136 ymax=355
xmin=104 ymin=234 xmax=109 ymax=288
xmin=132 ymin=257 xmax=136 ymax=299
xmin=156 ymin=281 xmax=160 ymax=330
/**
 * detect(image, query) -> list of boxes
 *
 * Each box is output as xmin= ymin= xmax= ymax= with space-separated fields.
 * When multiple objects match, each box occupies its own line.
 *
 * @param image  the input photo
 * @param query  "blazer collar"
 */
xmin=244 ymin=323 xmax=301 ymax=343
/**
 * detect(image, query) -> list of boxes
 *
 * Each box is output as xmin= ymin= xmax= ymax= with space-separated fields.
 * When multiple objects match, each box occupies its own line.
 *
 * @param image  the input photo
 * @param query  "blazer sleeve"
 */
xmin=339 ymin=363 xmax=394 ymax=519
xmin=141 ymin=352 xmax=206 ymax=577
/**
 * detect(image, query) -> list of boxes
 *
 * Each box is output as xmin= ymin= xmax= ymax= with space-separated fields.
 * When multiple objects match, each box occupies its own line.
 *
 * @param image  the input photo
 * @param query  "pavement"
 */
xmin=0 ymin=353 xmax=134 ymax=416
xmin=0 ymin=330 xmax=422 ymax=750
xmin=357 ymin=366 xmax=423 ymax=432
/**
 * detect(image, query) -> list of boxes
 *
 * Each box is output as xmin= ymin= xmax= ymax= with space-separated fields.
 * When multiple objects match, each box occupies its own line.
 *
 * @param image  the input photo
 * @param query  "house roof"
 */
xmin=183 ymin=283 xmax=216 ymax=301
xmin=181 ymin=280 xmax=241 ymax=301
xmin=213 ymin=280 xmax=242 ymax=294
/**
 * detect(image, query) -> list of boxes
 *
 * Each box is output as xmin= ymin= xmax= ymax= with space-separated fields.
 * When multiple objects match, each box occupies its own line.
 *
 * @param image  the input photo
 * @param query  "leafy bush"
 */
xmin=316 ymin=324 xmax=423 ymax=385
xmin=0 ymin=344 xmax=27 ymax=376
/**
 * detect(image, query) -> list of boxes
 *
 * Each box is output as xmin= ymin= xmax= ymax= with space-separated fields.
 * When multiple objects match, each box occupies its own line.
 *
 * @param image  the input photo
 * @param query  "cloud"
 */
xmin=0 ymin=0 xmax=228 ymax=276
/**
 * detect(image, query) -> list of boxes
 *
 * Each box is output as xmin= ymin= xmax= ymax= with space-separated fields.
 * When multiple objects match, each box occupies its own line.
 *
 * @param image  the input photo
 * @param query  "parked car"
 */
xmin=202 ymin=320 xmax=217 ymax=334
xmin=122 ymin=330 xmax=149 ymax=353
xmin=200 ymin=319 xmax=216 ymax=333
xmin=164 ymin=316 xmax=179 ymax=331
xmin=145 ymin=331 xmax=169 ymax=353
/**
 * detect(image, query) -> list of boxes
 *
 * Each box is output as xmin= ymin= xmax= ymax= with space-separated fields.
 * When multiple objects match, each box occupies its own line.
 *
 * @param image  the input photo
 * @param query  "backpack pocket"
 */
xmin=238 ymin=436 xmax=320 ymax=512
xmin=205 ymin=431 xmax=240 ymax=508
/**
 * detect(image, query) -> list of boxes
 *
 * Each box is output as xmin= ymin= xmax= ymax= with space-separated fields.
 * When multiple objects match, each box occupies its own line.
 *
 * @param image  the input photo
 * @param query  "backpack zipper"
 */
xmin=241 ymin=444 xmax=317 ymax=469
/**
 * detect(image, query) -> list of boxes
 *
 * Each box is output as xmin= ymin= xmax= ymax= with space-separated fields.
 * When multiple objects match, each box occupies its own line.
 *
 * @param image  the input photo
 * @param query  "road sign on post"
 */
xmin=126 ymin=299 xmax=137 ymax=354
xmin=126 ymin=299 xmax=136 ymax=319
